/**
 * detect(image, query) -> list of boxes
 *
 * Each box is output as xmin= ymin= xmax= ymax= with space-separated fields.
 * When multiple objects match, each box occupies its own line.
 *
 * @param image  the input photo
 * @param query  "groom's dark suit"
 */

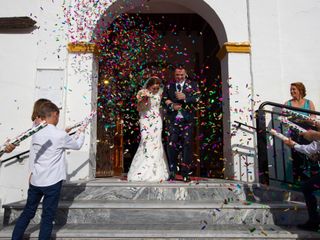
xmin=162 ymin=79 xmax=200 ymax=178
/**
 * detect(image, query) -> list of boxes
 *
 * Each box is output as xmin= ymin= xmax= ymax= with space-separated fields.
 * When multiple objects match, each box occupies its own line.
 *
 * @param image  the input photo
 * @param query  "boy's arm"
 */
xmin=29 ymin=141 xmax=35 ymax=173
xmin=63 ymin=130 xmax=85 ymax=150
xmin=293 ymin=141 xmax=320 ymax=155
xmin=300 ymin=130 xmax=320 ymax=141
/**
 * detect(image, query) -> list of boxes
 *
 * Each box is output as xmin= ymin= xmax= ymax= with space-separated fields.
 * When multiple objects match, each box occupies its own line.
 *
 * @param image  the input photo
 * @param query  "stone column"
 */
xmin=218 ymin=42 xmax=256 ymax=182
xmin=64 ymin=42 xmax=98 ymax=181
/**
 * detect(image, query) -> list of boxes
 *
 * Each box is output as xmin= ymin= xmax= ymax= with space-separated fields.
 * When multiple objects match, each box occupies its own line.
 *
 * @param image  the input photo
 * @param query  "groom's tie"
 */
xmin=176 ymin=83 xmax=183 ymax=118
xmin=177 ymin=83 xmax=182 ymax=92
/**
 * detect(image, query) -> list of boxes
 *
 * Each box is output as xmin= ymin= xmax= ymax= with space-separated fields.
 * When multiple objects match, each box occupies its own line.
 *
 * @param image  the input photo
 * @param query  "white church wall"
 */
xmin=249 ymin=0 xmax=320 ymax=110
xmin=205 ymin=0 xmax=249 ymax=43
xmin=0 ymin=1 xmax=40 ymax=208
xmin=277 ymin=0 xmax=320 ymax=110
xmin=0 ymin=1 xmax=39 ymax=148
xmin=0 ymin=0 xmax=71 ymax=207
xmin=248 ymin=0 xmax=284 ymax=106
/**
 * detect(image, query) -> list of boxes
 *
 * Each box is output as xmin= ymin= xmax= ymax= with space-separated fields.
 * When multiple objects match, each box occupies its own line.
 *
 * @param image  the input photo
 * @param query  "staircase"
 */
xmin=1 ymin=178 xmax=320 ymax=239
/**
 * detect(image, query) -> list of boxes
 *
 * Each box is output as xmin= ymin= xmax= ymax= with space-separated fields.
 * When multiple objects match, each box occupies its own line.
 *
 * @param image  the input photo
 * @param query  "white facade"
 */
xmin=1 ymin=0 xmax=320 ymax=206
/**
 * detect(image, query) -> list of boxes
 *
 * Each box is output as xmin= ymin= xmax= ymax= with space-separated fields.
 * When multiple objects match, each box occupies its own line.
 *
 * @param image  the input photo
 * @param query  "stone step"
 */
xmin=0 ymin=224 xmax=320 ymax=239
xmin=59 ymin=178 xmax=306 ymax=202
xmin=3 ymin=200 xmax=308 ymax=226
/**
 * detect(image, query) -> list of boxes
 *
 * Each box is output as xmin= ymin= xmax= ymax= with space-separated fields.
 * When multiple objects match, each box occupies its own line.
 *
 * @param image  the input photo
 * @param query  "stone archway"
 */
xmin=94 ymin=12 xmax=223 ymax=178
xmin=91 ymin=0 xmax=227 ymax=178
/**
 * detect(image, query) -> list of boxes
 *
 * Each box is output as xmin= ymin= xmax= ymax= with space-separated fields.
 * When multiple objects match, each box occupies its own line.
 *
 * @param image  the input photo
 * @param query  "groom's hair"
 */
xmin=145 ymin=76 xmax=161 ymax=89
xmin=174 ymin=65 xmax=188 ymax=78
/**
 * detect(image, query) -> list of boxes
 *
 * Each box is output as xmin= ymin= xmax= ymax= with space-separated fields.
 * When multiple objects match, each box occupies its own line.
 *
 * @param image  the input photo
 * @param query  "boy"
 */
xmin=284 ymin=131 xmax=320 ymax=231
xmin=12 ymin=102 xmax=86 ymax=240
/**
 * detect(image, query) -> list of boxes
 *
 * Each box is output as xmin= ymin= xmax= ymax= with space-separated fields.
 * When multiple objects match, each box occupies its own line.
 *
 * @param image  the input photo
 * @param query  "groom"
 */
xmin=163 ymin=66 xmax=200 ymax=182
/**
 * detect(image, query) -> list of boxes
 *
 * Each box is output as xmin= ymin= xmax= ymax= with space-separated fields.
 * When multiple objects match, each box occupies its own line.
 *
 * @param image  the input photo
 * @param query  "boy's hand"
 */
xmin=283 ymin=138 xmax=296 ymax=148
xmin=4 ymin=142 xmax=16 ymax=153
xmin=78 ymin=126 xmax=86 ymax=133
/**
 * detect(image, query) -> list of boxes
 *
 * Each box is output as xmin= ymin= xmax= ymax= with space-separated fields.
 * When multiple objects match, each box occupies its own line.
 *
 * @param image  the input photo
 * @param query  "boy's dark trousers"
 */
xmin=301 ymin=175 xmax=320 ymax=223
xmin=12 ymin=180 xmax=62 ymax=240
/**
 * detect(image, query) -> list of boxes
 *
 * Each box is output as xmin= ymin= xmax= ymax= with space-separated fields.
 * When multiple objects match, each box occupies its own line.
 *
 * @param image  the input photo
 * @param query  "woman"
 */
xmin=284 ymin=82 xmax=316 ymax=182
xmin=285 ymin=82 xmax=315 ymax=114
xmin=127 ymin=76 xmax=169 ymax=182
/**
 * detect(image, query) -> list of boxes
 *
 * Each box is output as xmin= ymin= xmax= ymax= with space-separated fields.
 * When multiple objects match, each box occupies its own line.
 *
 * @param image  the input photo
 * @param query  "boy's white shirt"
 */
xmin=29 ymin=124 xmax=85 ymax=187
xmin=294 ymin=140 xmax=320 ymax=156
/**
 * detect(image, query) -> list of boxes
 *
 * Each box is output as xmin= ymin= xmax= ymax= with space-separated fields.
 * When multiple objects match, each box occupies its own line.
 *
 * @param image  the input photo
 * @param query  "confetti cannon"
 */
xmin=282 ymin=108 xmax=320 ymax=126
xmin=66 ymin=110 xmax=97 ymax=132
xmin=0 ymin=121 xmax=47 ymax=158
xmin=277 ymin=116 xmax=307 ymax=133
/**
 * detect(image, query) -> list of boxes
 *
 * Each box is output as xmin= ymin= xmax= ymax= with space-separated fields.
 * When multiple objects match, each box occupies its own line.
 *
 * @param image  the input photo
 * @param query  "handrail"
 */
xmin=256 ymin=101 xmax=320 ymax=186
xmin=258 ymin=101 xmax=320 ymax=115
xmin=0 ymin=131 xmax=77 ymax=165
xmin=1 ymin=150 xmax=30 ymax=164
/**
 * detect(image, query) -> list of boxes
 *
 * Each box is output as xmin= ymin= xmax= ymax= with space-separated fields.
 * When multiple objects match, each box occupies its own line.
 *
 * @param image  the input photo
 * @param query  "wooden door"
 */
xmin=96 ymin=116 xmax=124 ymax=177
xmin=113 ymin=116 xmax=124 ymax=176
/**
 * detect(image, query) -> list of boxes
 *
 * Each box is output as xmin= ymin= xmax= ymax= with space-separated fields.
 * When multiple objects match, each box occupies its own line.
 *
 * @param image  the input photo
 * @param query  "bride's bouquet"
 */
xmin=136 ymin=89 xmax=152 ymax=112
xmin=136 ymin=89 xmax=152 ymax=102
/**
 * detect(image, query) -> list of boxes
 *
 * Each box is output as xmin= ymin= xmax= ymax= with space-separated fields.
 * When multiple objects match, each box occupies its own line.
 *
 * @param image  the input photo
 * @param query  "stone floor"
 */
xmin=1 ymin=177 xmax=320 ymax=239
xmin=1 ymin=223 xmax=320 ymax=239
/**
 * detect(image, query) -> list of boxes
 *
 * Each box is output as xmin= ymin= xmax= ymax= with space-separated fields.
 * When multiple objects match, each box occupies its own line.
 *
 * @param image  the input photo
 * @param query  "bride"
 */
xmin=127 ymin=76 xmax=169 ymax=182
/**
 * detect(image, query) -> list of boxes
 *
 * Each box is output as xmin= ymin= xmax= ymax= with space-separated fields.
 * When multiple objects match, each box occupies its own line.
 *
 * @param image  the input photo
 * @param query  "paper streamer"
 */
xmin=278 ymin=116 xmax=307 ymax=133
xmin=80 ymin=110 xmax=97 ymax=129
xmin=67 ymin=110 xmax=97 ymax=131
xmin=0 ymin=121 xmax=47 ymax=158
xmin=269 ymin=129 xmax=289 ymax=141
xmin=282 ymin=109 xmax=320 ymax=125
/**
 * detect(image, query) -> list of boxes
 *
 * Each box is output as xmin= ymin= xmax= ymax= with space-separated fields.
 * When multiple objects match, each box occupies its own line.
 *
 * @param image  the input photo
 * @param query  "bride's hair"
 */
xmin=144 ymin=76 xmax=161 ymax=89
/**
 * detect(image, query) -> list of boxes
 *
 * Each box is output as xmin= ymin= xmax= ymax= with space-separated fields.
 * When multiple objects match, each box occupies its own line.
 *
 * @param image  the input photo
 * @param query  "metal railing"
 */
xmin=256 ymin=101 xmax=320 ymax=186
xmin=0 ymin=150 xmax=30 ymax=164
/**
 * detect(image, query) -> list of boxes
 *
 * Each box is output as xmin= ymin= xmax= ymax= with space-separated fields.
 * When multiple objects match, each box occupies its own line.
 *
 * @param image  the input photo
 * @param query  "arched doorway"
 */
xmin=93 ymin=1 xmax=227 ymax=178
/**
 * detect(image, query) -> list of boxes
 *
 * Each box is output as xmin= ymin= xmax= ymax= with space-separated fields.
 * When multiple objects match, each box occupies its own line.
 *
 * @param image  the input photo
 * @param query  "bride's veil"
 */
xmin=142 ymin=76 xmax=164 ymax=95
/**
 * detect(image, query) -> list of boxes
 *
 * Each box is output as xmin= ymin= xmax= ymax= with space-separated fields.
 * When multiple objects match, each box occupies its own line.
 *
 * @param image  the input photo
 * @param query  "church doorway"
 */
xmin=95 ymin=12 xmax=223 ymax=178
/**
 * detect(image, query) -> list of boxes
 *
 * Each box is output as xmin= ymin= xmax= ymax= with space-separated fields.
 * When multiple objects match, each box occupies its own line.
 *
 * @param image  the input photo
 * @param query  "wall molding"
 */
xmin=68 ymin=41 xmax=251 ymax=59
xmin=67 ymin=42 xmax=99 ymax=54
xmin=217 ymin=42 xmax=251 ymax=60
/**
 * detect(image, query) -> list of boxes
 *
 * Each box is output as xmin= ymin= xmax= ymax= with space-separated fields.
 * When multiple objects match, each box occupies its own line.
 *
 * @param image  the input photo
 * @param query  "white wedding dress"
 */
xmin=127 ymin=91 xmax=169 ymax=182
